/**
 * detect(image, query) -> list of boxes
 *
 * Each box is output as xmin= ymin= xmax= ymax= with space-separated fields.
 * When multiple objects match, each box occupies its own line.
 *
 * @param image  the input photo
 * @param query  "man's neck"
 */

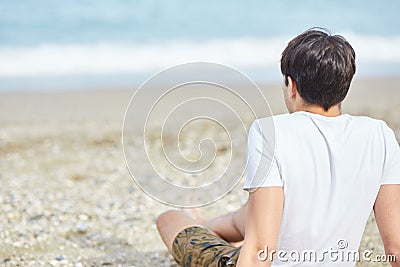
xmin=299 ymin=104 xmax=341 ymax=117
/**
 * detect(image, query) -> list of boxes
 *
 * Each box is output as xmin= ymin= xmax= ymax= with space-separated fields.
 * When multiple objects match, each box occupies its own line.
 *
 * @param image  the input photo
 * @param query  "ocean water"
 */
xmin=1 ymin=0 xmax=400 ymax=91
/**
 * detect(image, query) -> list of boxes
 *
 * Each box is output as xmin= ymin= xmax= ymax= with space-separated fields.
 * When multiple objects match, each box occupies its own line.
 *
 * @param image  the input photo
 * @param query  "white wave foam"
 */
xmin=1 ymin=34 xmax=400 ymax=78
xmin=345 ymin=34 xmax=400 ymax=63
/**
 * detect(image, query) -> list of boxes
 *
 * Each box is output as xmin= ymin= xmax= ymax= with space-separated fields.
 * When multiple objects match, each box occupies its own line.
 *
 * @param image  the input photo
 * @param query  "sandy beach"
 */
xmin=1 ymin=76 xmax=399 ymax=266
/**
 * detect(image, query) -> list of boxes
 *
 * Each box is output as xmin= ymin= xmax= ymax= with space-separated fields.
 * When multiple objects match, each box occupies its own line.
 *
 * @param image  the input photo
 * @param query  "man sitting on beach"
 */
xmin=156 ymin=29 xmax=400 ymax=266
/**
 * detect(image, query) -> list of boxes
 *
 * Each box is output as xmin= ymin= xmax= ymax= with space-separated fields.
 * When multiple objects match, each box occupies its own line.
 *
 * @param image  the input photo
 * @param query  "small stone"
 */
xmin=55 ymin=256 xmax=64 ymax=261
xmin=78 ymin=214 xmax=89 ymax=221
xmin=76 ymin=223 xmax=88 ymax=234
xmin=49 ymin=260 xmax=59 ymax=266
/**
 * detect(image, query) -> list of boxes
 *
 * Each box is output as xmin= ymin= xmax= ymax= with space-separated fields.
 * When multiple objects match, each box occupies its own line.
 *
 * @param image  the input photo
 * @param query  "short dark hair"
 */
xmin=280 ymin=28 xmax=356 ymax=111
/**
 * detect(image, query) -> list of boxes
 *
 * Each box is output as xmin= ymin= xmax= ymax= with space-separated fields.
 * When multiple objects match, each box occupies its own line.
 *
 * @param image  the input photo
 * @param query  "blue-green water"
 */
xmin=1 ymin=0 xmax=400 ymax=91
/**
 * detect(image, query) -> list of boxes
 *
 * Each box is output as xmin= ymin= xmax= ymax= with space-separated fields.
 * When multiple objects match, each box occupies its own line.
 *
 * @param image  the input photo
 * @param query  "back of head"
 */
xmin=281 ymin=28 xmax=356 ymax=111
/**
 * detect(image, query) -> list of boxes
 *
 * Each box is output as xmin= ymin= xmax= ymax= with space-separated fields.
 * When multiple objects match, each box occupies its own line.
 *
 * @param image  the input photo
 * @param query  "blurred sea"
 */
xmin=1 ymin=0 xmax=400 ymax=91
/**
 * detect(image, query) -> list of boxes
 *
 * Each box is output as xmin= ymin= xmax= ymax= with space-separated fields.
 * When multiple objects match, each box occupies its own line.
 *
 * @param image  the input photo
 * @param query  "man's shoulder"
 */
xmin=254 ymin=113 xmax=293 ymax=125
xmin=345 ymin=115 xmax=388 ymax=135
xmin=253 ymin=113 xmax=386 ymax=133
xmin=347 ymin=114 xmax=384 ymax=125
xmin=270 ymin=112 xmax=384 ymax=125
xmin=254 ymin=113 xmax=307 ymax=130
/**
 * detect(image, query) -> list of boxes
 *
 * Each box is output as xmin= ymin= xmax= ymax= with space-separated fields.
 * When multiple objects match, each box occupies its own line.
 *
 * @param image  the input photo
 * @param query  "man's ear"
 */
xmin=287 ymin=76 xmax=298 ymax=99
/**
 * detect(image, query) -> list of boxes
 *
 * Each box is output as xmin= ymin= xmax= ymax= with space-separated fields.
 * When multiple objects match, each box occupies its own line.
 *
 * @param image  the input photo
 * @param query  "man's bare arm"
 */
xmin=374 ymin=184 xmax=400 ymax=266
xmin=237 ymin=187 xmax=284 ymax=267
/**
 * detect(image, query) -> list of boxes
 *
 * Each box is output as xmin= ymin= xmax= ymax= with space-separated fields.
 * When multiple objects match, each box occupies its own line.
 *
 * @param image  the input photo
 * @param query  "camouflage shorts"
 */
xmin=171 ymin=226 xmax=240 ymax=267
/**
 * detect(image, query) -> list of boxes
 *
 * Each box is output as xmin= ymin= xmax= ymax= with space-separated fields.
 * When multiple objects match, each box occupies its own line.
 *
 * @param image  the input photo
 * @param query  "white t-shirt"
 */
xmin=244 ymin=111 xmax=400 ymax=266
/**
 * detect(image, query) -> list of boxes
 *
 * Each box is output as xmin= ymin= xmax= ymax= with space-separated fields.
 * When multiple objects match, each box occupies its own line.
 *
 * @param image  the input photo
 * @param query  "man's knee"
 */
xmin=156 ymin=210 xmax=180 ymax=230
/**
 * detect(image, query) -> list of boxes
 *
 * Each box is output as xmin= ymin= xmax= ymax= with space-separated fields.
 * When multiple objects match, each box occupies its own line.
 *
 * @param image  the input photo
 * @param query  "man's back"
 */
xmin=245 ymin=111 xmax=400 ymax=265
xmin=157 ymin=29 xmax=400 ymax=267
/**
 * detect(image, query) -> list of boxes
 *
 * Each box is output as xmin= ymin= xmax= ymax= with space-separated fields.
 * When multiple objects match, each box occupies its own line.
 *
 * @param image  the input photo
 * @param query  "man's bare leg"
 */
xmin=156 ymin=210 xmax=203 ymax=252
xmin=205 ymin=203 xmax=247 ymax=243
xmin=157 ymin=203 xmax=247 ymax=252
